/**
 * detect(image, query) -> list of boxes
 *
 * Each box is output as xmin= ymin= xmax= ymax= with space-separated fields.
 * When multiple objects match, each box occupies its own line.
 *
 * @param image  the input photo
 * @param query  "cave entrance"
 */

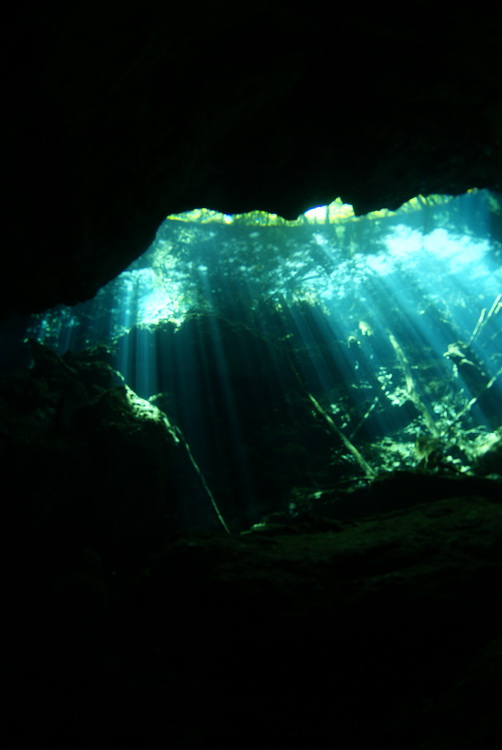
xmin=25 ymin=190 xmax=502 ymax=529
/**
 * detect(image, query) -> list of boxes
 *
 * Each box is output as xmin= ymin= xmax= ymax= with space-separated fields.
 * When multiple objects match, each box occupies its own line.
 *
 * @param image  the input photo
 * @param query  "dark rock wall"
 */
xmin=4 ymin=3 xmax=502 ymax=316
xmin=3 ymin=4 xmax=502 ymax=736
xmin=3 ymin=8 xmax=502 ymax=746
xmin=0 ymin=343 xmax=208 ymax=569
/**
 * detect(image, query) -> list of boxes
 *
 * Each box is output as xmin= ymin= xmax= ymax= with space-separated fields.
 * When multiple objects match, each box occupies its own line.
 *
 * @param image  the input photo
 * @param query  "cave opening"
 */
xmin=10 ymin=188 xmax=502 ymax=532
xmin=4 ymin=9 xmax=502 ymax=746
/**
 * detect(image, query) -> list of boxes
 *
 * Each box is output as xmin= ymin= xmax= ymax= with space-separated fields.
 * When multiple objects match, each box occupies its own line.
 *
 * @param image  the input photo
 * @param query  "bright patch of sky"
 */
xmin=304 ymin=206 xmax=327 ymax=221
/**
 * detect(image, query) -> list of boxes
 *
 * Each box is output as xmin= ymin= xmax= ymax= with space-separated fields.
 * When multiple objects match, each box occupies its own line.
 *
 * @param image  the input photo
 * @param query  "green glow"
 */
xmin=165 ymin=194 xmax=456 ymax=227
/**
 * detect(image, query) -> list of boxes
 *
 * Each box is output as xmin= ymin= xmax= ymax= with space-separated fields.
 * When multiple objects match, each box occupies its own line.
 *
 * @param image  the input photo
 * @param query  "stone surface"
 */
xmin=3 ymin=7 xmax=502 ymax=745
xmin=3 ymin=3 xmax=502 ymax=316
xmin=2 ymin=343 xmax=501 ymax=749
xmin=5 ymin=493 xmax=502 ymax=748
xmin=0 ymin=343 xmax=209 ymax=570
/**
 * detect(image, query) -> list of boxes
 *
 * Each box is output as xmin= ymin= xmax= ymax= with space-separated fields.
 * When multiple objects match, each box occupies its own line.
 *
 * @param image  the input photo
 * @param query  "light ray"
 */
xmin=21 ymin=190 xmax=502 ymax=527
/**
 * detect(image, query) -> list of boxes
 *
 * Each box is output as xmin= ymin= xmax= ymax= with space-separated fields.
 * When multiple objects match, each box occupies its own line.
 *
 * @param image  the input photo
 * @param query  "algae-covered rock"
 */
xmin=0 ymin=343 xmax=192 ymax=571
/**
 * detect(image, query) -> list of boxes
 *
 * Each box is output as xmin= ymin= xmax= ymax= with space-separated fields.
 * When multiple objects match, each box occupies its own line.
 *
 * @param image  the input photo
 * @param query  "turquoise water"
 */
xmin=16 ymin=190 xmax=502 ymax=526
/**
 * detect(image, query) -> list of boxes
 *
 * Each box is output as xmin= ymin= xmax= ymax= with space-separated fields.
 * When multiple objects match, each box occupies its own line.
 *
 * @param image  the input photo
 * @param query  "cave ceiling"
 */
xmin=3 ymin=3 xmax=502 ymax=317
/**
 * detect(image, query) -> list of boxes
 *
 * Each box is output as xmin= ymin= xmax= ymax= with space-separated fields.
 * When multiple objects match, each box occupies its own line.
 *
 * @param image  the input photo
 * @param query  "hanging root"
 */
xmin=308 ymin=393 xmax=376 ymax=479
xmin=173 ymin=424 xmax=231 ymax=534
xmin=452 ymin=364 xmax=502 ymax=425
xmin=468 ymin=293 xmax=501 ymax=345
xmin=388 ymin=332 xmax=439 ymax=437
xmin=349 ymin=396 xmax=379 ymax=440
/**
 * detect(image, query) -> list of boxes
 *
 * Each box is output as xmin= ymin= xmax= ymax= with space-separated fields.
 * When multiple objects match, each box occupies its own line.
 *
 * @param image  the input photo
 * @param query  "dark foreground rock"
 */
xmin=0 ymin=343 xmax=220 ymax=571
xmin=4 ymin=494 xmax=502 ymax=749
xmin=2 ymin=343 xmax=502 ymax=748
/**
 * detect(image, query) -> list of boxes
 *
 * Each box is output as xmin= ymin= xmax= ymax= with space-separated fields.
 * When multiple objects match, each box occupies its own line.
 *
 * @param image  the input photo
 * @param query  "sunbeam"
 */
xmin=22 ymin=190 xmax=502 ymax=529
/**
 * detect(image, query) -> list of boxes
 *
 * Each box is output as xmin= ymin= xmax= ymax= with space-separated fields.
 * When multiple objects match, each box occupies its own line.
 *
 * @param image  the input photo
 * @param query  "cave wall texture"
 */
xmin=3 ymin=7 xmax=502 ymax=747
xmin=3 ymin=2 xmax=502 ymax=317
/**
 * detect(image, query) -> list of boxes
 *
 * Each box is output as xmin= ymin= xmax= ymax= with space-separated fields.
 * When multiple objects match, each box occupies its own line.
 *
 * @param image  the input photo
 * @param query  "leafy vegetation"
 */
xmin=25 ymin=190 xmax=502 ymax=525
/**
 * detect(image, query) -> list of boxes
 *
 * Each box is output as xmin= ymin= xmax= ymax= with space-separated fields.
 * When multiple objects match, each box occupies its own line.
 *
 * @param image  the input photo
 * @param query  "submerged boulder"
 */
xmin=0 ymin=343 xmax=211 ymax=572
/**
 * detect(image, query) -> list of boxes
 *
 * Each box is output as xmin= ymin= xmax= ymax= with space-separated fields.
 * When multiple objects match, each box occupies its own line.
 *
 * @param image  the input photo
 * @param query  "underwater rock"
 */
xmin=472 ymin=427 xmax=502 ymax=477
xmin=100 ymin=312 xmax=338 ymax=528
xmin=7 ymin=494 xmax=496 ymax=749
xmin=3 ymin=340 xmax=502 ymax=747
xmin=0 ymin=343 xmax=200 ymax=571
xmin=3 ymin=5 xmax=502 ymax=316
xmin=306 ymin=469 xmax=502 ymax=521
